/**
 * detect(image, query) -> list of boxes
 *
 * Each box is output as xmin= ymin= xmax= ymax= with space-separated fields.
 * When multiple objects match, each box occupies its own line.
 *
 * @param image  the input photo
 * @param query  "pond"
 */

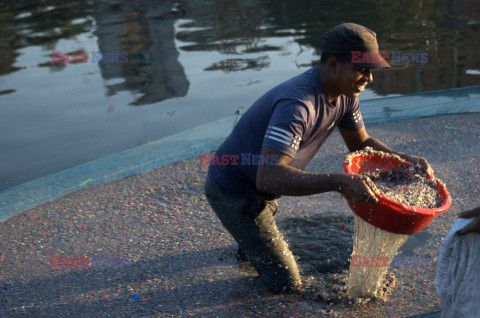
xmin=0 ymin=0 xmax=479 ymax=190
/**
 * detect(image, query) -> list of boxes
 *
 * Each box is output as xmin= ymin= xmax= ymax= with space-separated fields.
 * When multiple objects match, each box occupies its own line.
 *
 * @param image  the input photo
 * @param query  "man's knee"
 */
xmin=246 ymin=251 xmax=301 ymax=292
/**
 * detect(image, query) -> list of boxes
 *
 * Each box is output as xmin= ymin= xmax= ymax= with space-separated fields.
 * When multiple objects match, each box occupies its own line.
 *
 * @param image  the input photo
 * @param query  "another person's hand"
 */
xmin=338 ymin=174 xmax=379 ymax=204
xmin=458 ymin=206 xmax=480 ymax=235
xmin=397 ymin=153 xmax=434 ymax=179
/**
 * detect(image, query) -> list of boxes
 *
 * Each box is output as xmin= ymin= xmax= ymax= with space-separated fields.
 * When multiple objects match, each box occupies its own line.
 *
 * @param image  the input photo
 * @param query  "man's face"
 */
xmin=337 ymin=63 xmax=373 ymax=98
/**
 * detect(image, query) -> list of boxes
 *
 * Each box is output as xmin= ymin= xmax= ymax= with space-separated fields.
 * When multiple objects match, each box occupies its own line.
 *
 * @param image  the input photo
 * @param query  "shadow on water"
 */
xmin=277 ymin=212 xmax=433 ymax=301
xmin=279 ymin=213 xmax=354 ymax=275
xmin=279 ymin=212 xmax=433 ymax=272
xmin=0 ymin=247 xmax=260 ymax=317
xmin=398 ymin=228 xmax=432 ymax=256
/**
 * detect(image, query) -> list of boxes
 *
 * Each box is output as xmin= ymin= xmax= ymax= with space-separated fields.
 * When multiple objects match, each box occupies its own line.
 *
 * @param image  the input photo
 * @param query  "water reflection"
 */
xmin=91 ymin=0 xmax=189 ymax=105
xmin=1 ymin=0 xmax=480 ymax=191
xmin=176 ymin=0 xmax=275 ymax=72
xmin=0 ymin=0 xmax=93 ymax=91
xmin=177 ymin=0 xmax=480 ymax=94
xmin=2 ymin=0 xmax=479 ymax=99
xmin=0 ymin=0 xmax=190 ymax=105
xmin=204 ymin=56 xmax=269 ymax=72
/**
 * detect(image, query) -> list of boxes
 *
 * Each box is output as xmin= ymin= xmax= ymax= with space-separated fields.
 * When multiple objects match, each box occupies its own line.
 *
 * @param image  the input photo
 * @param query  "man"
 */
xmin=204 ymin=23 xmax=431 ymax=292
xmin=458 ymin=207 xmax=480 ymax=234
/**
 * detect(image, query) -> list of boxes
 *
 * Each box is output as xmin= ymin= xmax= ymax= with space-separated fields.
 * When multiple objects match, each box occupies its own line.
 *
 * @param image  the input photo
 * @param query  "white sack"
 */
xmin=435 ymin=217 xmax=480 ymax=318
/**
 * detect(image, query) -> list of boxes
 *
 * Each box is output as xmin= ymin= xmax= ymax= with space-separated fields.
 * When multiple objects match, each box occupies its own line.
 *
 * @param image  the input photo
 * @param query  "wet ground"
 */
xmin=1 ymin=113 xmax=479 ymax=317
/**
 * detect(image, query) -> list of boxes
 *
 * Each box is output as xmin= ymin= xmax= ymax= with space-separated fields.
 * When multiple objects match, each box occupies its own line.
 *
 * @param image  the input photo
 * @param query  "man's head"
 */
xmin=320 ymin=23 xmax=390 ymax=69
xmin=318 ymin=23 xmax=390 ymax=99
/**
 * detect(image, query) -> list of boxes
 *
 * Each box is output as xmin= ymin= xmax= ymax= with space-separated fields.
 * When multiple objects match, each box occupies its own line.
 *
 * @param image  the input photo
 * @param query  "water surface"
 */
xmin=1 ymin=0 xmax=479 ymax=190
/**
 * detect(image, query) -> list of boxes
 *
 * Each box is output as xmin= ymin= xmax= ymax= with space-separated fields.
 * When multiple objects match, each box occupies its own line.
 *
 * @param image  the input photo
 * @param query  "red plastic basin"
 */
xmin=343 ymin=151 xmax=451 ymax=235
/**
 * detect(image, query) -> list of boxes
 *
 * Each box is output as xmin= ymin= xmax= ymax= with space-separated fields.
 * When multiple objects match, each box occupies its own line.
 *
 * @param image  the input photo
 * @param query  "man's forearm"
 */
xmin=256 ymin=164 xmax=349 ymax=196
xmin=357 ymin=136 xmax=432 ymax=176
xmin=357 ymin=136 xmax=413 ymax=158
xmin=359 ymin=136 xmax=395 ymax=153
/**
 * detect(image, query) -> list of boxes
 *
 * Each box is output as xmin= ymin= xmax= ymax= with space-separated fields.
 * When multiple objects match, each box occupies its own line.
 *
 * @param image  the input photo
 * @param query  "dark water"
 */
xmin=279 ymin=213 xmax=431 ymax=273
xmin=279 ymin=213 xmax=354 ymax=301
xmin=1 ymin=0 xmax=480 ymax=190
xmin=279 ymin=213 xmax=354 ymax=274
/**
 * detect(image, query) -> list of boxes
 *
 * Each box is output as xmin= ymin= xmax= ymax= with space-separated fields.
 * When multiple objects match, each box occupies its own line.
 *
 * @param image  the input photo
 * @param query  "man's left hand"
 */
xmin=397 ymin=153 xmax=434 ymax=179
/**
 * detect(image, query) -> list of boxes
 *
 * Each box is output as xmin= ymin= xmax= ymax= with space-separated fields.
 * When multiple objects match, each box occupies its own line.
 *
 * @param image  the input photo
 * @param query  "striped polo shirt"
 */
xmin=207 ymin=66 xmax=364 ymax=200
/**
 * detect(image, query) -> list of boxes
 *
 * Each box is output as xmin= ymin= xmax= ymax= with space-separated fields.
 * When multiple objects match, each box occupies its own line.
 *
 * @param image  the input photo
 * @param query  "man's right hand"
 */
xmin=337 ymin=174 xmax=379 ymax=204
xmin=256 ymin=147 xmax=382 ymax=198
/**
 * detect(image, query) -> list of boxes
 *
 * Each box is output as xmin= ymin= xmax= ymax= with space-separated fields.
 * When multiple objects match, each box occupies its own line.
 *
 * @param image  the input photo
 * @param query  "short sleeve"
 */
xmin=262 ymin=101 xmax=308 ymax=158
xmin=338 ymin=98 xmax=364 ymax=131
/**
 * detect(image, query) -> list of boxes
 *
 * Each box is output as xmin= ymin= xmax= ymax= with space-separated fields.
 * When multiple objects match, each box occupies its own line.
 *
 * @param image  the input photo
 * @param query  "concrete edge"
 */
xmin=1 ymin=87 xmax=479 ymax=221
xmin=0 ymin=115 xmax=240 ymax=222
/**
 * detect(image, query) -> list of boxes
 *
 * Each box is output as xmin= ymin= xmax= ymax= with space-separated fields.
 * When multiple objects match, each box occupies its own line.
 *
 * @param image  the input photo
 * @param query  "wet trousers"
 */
xmin=204 ymin=175 xmax=301 ymax=292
